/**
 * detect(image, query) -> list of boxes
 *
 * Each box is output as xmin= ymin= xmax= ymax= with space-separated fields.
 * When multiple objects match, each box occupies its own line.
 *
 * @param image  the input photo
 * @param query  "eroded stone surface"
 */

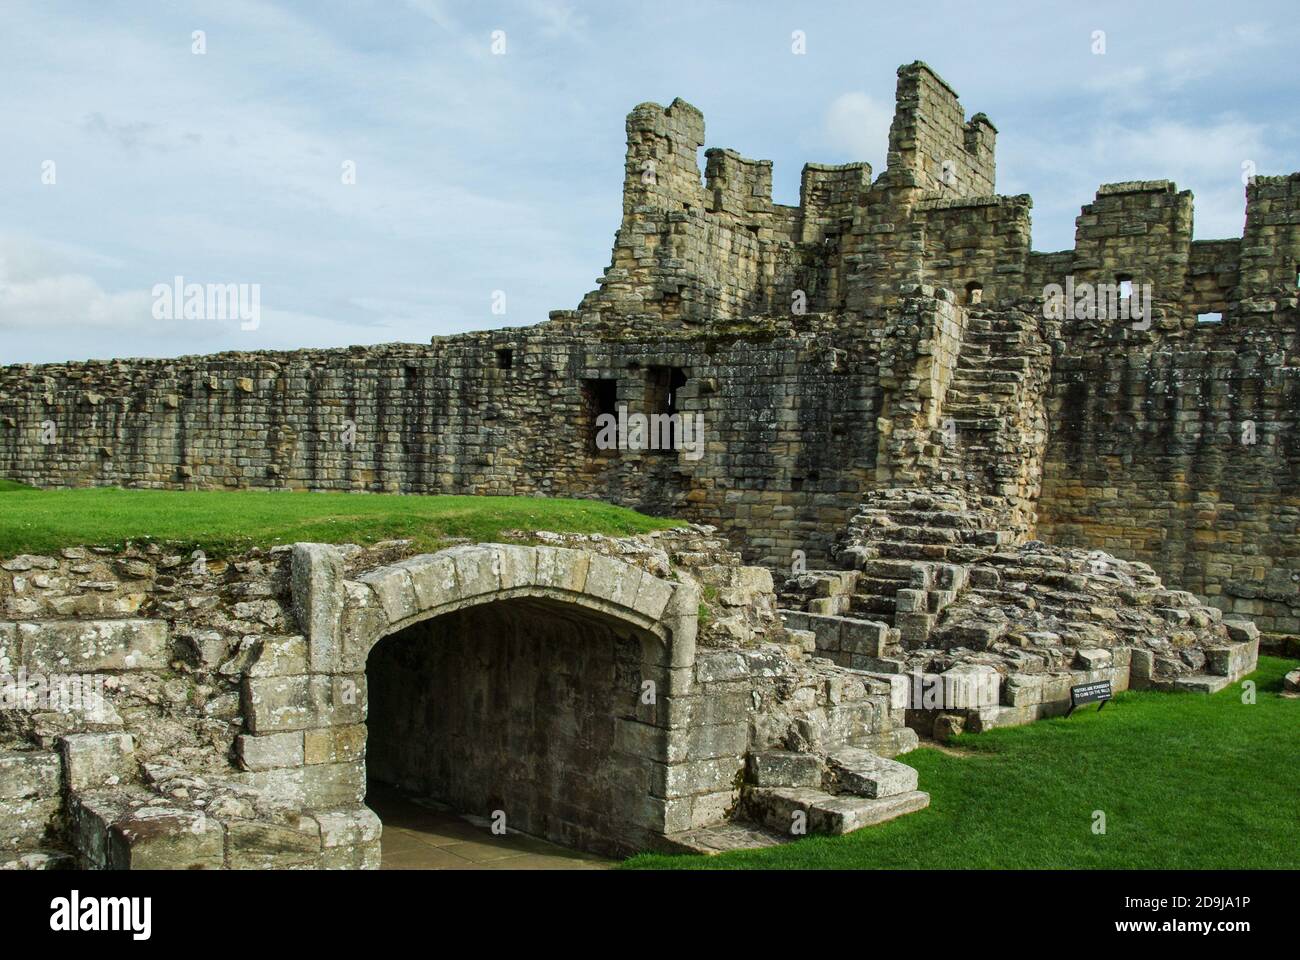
xmin=0 ymin=59 xmax=1293 ymax=868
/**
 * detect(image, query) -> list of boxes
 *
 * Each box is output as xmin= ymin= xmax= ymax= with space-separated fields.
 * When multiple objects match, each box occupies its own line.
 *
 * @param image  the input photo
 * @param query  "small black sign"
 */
xmin=1066 ymin=680 xmax=1112 ymax=716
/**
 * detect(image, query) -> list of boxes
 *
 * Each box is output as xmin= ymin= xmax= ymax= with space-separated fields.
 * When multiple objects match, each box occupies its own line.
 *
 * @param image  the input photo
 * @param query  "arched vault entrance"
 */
xmin=287 ymin=542 xmax=699 ymax=858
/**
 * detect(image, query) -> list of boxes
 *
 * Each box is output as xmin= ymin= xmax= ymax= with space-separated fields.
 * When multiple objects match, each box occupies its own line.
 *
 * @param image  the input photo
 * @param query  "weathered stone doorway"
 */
xmin=364 ymin=597 xmax=652 ymax=857
xmin=281 ymin=543 xmax=700 ymax=862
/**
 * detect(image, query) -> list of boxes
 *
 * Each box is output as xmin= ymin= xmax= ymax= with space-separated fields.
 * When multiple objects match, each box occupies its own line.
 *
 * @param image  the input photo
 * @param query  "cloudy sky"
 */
xmin=2 ymin=0 xmax=1296 ymax=363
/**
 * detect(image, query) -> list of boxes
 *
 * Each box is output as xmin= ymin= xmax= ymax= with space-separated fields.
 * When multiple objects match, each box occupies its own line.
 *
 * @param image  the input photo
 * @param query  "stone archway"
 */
xmin=279 ymin=542 xmax=699 ymax=858
xmin=365 ymin=595 xmax=660 ymax=857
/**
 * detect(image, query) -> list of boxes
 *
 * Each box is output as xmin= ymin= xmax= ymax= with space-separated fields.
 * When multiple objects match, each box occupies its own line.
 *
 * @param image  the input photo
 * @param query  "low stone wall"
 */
xmin=898 ymin=634 xmax=1258 ymax=738
xmin=0 ymin=526 xmax=924 ymax=868
xmin=0 ymin=324 xmax=883 ymax=570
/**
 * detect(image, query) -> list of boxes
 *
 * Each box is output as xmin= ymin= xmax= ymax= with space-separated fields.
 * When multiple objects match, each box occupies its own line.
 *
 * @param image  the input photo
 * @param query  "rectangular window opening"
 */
xmin=646 ymin=366 xmax=689 ymax=453
xmin=495 ymin=348 xmax=513 ymax=370
xmin=581 ymin=378 xmax=618 ymax=456
xmin=1196 ymin=312 xmax=1223 ymax=324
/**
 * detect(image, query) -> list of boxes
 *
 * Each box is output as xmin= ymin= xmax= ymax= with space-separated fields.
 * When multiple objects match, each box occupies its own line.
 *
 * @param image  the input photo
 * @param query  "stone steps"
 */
xmin=952 ymin=366 xmax=1023 ymax=383
xmin=965 ymin=330 xmax=1025 ymax=345
xmin=853 ymin=592 xmax=897 ymax=616
xmin=856 ymin=557 xmax=924 ymax=580
xmin=862 ymin=533 xmax=1007 ymax=559
xmin=746 ymin=786 xmax=930 ymax=835
xmin=941 ymin=316 xmax=1040 ymax=512
xmin=943 ymin=403 xmax=1003 ymax=420
xmin=883 ymin=524 xmax=961 ymax=545
xmin=672 ymin=735 xmax=928 ymax=852
xmin=856 ymin=574 xmax=910 ymax=595
xmin=834 ymin=488 xmax=1020 ymax=647
xmin=853 ymin=524 xmax=1006 ymax=549
xmin=875 ymin=509 xmax=976 ymax=529
xmin=942 ymin=415 xmax=1003 ymax=432
xmin=968 ymin=586 xmax=1098 ymax=620
xmin=946 ymin=385 xmax=1017 ymax=405
xmin=877 ymin=540 xmax=952 ymax=561
xmin=957 ymin=355 xmax=1031 ymax=372
xmin=1170 ymin=674 xmax=1234 ymax=694
xmin=825 ymin=746 xmax=919 ymax=797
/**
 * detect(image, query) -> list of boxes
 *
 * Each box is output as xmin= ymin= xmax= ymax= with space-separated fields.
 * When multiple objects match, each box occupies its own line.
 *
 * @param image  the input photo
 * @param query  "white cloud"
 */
xmin=0 ymin=236 xmax=149 ymax=332
xmin=822 ymin=92 xmax=893 ymax=173
xmin=0 ymin=234 xmax=381 ymax=361
xmin=531 ymin=1 xmax=589 ymax=39
xmin=0 ymin=273 xmax=151 ymax=332
xmin=1082 ymin=20 xmax=1279 ymax=106
xmin=1 ymin=2 xmax=1296 ymax=363
xmin=1082 ymin=117 xmax=1265 ymax=238
xmin=1000 ymin=115 xmax=1268 ymax=248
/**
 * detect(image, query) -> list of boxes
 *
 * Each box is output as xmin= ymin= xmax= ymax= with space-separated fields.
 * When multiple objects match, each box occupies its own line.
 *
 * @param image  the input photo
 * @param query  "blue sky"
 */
xmin=2 ymin=0 xmax=1296 ymax=363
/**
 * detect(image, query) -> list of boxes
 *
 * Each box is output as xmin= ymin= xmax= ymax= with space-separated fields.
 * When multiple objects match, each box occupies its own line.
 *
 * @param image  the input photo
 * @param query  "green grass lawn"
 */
xmin=627 ymin=656 xmax=1300 ymax=869
xmin=0 ymin=481 xmax=679 ymax=556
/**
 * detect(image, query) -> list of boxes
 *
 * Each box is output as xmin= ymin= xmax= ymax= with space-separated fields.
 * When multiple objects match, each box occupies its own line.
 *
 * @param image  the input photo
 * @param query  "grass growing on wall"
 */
xmin=0 ymin=482 xmax=680 ymax=557
xmin=627 ymin=656 xmax=1300 ymax=870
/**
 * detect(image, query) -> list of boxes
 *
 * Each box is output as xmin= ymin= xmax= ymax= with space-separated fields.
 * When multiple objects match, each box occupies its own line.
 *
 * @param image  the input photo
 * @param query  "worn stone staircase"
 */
xmin=935 ymin=309 xmax=1051 ymax=538
xmin=840 ymin=487 xmax=1015 ymax=648
xmin=779 ymin=487 xmax=1016 ymax=652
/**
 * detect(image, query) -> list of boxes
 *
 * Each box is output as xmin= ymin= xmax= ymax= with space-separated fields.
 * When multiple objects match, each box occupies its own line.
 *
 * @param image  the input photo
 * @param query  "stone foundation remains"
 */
xmin=1 ymin=530 xmax=933 ymax=867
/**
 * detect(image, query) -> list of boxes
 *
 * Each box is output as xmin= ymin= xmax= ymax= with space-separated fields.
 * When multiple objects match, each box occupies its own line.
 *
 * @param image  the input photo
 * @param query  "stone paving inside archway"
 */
xmin=369 ymin=785 xmax=612 ymax=870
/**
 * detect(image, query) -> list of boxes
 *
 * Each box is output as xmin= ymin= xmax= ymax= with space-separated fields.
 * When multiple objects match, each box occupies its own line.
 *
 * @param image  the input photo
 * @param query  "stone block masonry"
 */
xmin=1038 ymin=309 xmax=1300 ymax=636
xmin=0 ymin=327 xmax=883 ymax=570
xmin=0 ymin=528 xmax=923 ymax=867
xmin=3 ymin=62 xmax=1296 ymax=639
xmin=0 ymin=59 xmax=1294 ymax=867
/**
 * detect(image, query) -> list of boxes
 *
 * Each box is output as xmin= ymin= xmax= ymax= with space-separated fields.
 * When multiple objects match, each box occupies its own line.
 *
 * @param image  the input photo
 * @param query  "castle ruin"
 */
xmin=0 ymin=62 xmax=1292 ymax=867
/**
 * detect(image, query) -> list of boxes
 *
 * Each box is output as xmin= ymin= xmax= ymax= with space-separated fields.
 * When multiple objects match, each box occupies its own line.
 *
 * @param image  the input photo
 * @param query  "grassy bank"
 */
xmin=0 ymin=482 xmax=679 ymax=556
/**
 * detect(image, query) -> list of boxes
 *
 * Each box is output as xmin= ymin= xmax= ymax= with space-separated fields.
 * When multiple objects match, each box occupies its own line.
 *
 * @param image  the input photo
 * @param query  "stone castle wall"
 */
xmin=2 ymin=60 xmax=1297 ymax=636
xmin=0 ymin=322 xmax=886 ymax=568
xmin=1039 ymin=311 xmax=1300 ymax=637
